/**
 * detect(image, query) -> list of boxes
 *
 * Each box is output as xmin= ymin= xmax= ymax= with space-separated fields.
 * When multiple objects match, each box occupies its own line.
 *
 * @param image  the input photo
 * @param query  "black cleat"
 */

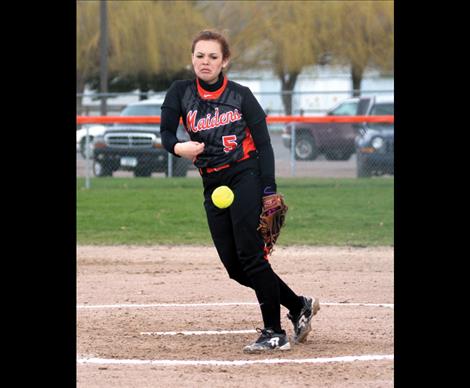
xmin=287 ymin=296 xmax=320 ymax=343
xmin=243 ymin=328 xmax=291 ymax=354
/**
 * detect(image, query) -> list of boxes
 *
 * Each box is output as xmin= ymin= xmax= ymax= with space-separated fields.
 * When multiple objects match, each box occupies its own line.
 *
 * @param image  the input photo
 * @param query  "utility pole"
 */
xmin=99 ymin=0 xmax=108 ymax=115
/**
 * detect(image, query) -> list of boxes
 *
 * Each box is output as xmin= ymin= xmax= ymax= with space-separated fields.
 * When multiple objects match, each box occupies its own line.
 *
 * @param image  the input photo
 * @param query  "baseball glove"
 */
xmin=257 ymin=194 xmax=288 ymax=256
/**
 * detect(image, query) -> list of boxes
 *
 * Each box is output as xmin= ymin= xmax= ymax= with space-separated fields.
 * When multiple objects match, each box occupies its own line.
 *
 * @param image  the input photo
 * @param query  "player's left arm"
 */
xmin=242 ymin=88 xmax=277 ymax=195
xmin=250 ymin=122 xmax=276 ymax=195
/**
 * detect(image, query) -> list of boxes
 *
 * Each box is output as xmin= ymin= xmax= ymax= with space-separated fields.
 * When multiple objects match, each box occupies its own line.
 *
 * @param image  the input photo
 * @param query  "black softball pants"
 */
xmin=202 ymin=158 xmax=303 ymax=332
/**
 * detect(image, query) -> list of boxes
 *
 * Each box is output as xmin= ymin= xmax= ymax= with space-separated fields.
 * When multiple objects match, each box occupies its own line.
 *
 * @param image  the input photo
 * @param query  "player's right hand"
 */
xmin=174 ymin=141 xmax=205 ymax=160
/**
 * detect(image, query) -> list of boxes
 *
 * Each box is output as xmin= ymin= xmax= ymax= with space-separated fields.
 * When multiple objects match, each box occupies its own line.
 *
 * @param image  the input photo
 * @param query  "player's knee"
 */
xmin=227 ymin=270 xmax=252 ymax=288
xmin=239 ymin=252 xmax=271 ymax=278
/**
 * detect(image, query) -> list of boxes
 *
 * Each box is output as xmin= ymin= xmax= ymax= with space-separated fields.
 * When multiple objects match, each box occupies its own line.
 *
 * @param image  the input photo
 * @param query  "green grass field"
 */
xmin=77 ymin=177 xmax=393 ymax=246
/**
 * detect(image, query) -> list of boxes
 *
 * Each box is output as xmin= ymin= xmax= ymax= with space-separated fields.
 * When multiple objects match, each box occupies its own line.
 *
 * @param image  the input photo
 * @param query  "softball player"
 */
xmin=161 ymin=30 xmax=319 ymax=353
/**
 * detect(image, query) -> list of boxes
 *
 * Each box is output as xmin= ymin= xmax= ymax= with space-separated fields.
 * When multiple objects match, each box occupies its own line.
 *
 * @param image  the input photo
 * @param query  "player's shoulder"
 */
xmin=227 ymin=79 xmax=253 ymax=96
xmin=165 ymin=79 xmax=194 ymax=100
xmin=169 ymin=79 xmax=193 ymax=91
xmin=227 ymin=79 xmax=249 ymax=91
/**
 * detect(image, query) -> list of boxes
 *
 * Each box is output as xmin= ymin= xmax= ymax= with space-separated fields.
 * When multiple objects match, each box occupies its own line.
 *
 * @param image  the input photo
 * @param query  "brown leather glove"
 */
xmin=257 ymin=194 xmax=288 ymax=256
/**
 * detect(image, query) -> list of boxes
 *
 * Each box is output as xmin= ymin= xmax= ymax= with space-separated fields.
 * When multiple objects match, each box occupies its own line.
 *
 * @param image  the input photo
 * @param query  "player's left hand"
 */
xmin=257 ymin=194 xmax=288 ymax=255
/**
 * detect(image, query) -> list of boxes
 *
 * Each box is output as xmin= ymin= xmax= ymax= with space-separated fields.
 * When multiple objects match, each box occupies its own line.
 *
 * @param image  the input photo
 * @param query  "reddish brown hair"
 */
xmin=191 ymin=30 xmax=231 ymax=60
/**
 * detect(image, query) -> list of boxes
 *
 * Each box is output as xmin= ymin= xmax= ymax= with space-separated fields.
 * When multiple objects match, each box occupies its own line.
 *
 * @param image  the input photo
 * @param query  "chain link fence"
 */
xmin=76 ymin=90 xmax=393 ymax=186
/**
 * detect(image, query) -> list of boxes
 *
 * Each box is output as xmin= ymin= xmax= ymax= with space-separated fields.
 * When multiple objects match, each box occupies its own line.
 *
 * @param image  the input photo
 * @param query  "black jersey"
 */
xmin=162 ymin=76 xmax=266 ymax=169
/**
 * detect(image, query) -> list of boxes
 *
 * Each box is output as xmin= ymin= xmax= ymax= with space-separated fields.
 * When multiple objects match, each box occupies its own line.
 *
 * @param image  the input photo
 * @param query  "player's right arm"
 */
xmin=161 ymin=81 xmax=204 ymax=160
xmin=174 ymin=141 xmax=204 ymax=161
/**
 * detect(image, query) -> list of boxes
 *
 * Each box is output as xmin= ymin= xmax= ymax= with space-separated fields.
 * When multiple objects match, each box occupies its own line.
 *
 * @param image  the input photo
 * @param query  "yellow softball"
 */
xmin=211 ymin=185 xmax=234 ymax=209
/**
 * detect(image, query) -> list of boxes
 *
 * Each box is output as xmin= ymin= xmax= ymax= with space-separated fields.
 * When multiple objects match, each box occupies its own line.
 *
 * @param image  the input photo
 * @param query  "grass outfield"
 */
xmin=77 ymin=177 xmax=393 ymax=246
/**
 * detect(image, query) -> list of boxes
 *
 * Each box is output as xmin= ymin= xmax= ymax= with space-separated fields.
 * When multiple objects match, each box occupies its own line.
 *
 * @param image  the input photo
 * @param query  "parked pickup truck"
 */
xmin=355 ymin=98 xmax=394 ymax=177
xmin=92 ymin=98 xmax=191 ymax=177
xmin=281 ymin=96 xmax=393 ymax=161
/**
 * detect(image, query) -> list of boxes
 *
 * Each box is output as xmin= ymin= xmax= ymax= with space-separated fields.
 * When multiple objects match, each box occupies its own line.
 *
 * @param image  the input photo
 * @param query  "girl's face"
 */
xmin=192 ymin=40 xmax=229 ymax=84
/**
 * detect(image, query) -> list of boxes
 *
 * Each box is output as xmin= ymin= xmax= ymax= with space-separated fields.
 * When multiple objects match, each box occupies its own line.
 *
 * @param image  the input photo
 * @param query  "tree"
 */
xmin=76 ymin=1 xmax=101 ymax=112
xmin=86 ymin=67 xmax=195 ymax=97
xmin=77 ymin=1 xmax=206 ymax=99
xmin=106 ymin=1 xmax=206 ymax=97
xmin=199 ymin=1 xmax=326 ymax=115
xmin=327 ymin=1 xmax=394 ymax=96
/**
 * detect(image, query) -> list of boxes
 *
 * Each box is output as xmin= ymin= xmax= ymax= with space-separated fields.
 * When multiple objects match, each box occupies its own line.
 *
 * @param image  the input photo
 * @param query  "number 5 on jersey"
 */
xmin=222 ymin=135 xmax=237 ymax=153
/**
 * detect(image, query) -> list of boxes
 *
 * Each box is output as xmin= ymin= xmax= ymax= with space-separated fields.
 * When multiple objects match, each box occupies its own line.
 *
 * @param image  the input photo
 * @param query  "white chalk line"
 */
xmin=77 ymin=302 xmax=393 ymax=309
xmin=141 ymin=329 xmax=257 ymax=336
xmin=77 ymin=354 xmax=393 ymax=367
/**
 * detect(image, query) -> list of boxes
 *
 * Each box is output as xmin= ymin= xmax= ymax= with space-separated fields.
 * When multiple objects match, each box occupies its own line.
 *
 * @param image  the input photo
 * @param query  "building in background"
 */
xmin=230 ymin=65 xmax=393 ymax=115
xmin=78 ymin=65 xmax=393 ymax=116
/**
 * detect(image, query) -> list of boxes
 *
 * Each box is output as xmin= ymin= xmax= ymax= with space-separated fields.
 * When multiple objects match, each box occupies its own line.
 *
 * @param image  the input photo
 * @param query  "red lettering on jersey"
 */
xmin=222 ymin=135 xmax=237 ymax=153
xmin=186 ymin=108 xmax=243 ymax=133
xmin=186 ymin=110 xmax=198 ymax=132
xmin=219 ymin=112 xmax=228 ymax=125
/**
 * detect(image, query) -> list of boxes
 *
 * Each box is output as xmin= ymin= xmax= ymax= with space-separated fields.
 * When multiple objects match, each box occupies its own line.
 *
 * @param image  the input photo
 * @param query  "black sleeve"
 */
xmin=241 ymin=87 xmax=268 ymax=129
xmin=249 ymin=119 xmax=277 ymax=195
xmin=161 ymin=82 xmax=183 ymax=156
xmin=240 ymin=86 xmax=276 ymax=194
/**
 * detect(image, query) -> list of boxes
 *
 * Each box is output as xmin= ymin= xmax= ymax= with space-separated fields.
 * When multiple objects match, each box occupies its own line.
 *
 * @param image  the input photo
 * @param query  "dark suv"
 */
xmin=92 ymin=99 xmax=191 ymax=177
xmin=355 ymin=98 xmax=394 ymax=177
xmin=282 ymin=96 xmax=386 ymax=161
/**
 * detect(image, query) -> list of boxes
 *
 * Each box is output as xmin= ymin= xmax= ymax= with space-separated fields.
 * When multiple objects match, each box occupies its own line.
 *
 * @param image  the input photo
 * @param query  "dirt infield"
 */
xmin=77 ymin=245 xmax=394 ymax=387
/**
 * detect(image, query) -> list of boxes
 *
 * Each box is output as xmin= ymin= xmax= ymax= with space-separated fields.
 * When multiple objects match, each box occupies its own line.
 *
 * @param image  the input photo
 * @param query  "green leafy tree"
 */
xmin=107 ymin=1 xmax=206 ymax=96
xmin=76 ymin=1 xmax=100 ymax=111
xmin=199 ymin=1 xmax=326 ymax=115
xmin=260 ymin=1 xmax=327 ymax=115
xmin=77 ymin=0 xmax=206 ymax=100
xmin=198 ymin=0 xmax=393 ymax=107
xmin=326 ymin=1 xmax=394 ymax=96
